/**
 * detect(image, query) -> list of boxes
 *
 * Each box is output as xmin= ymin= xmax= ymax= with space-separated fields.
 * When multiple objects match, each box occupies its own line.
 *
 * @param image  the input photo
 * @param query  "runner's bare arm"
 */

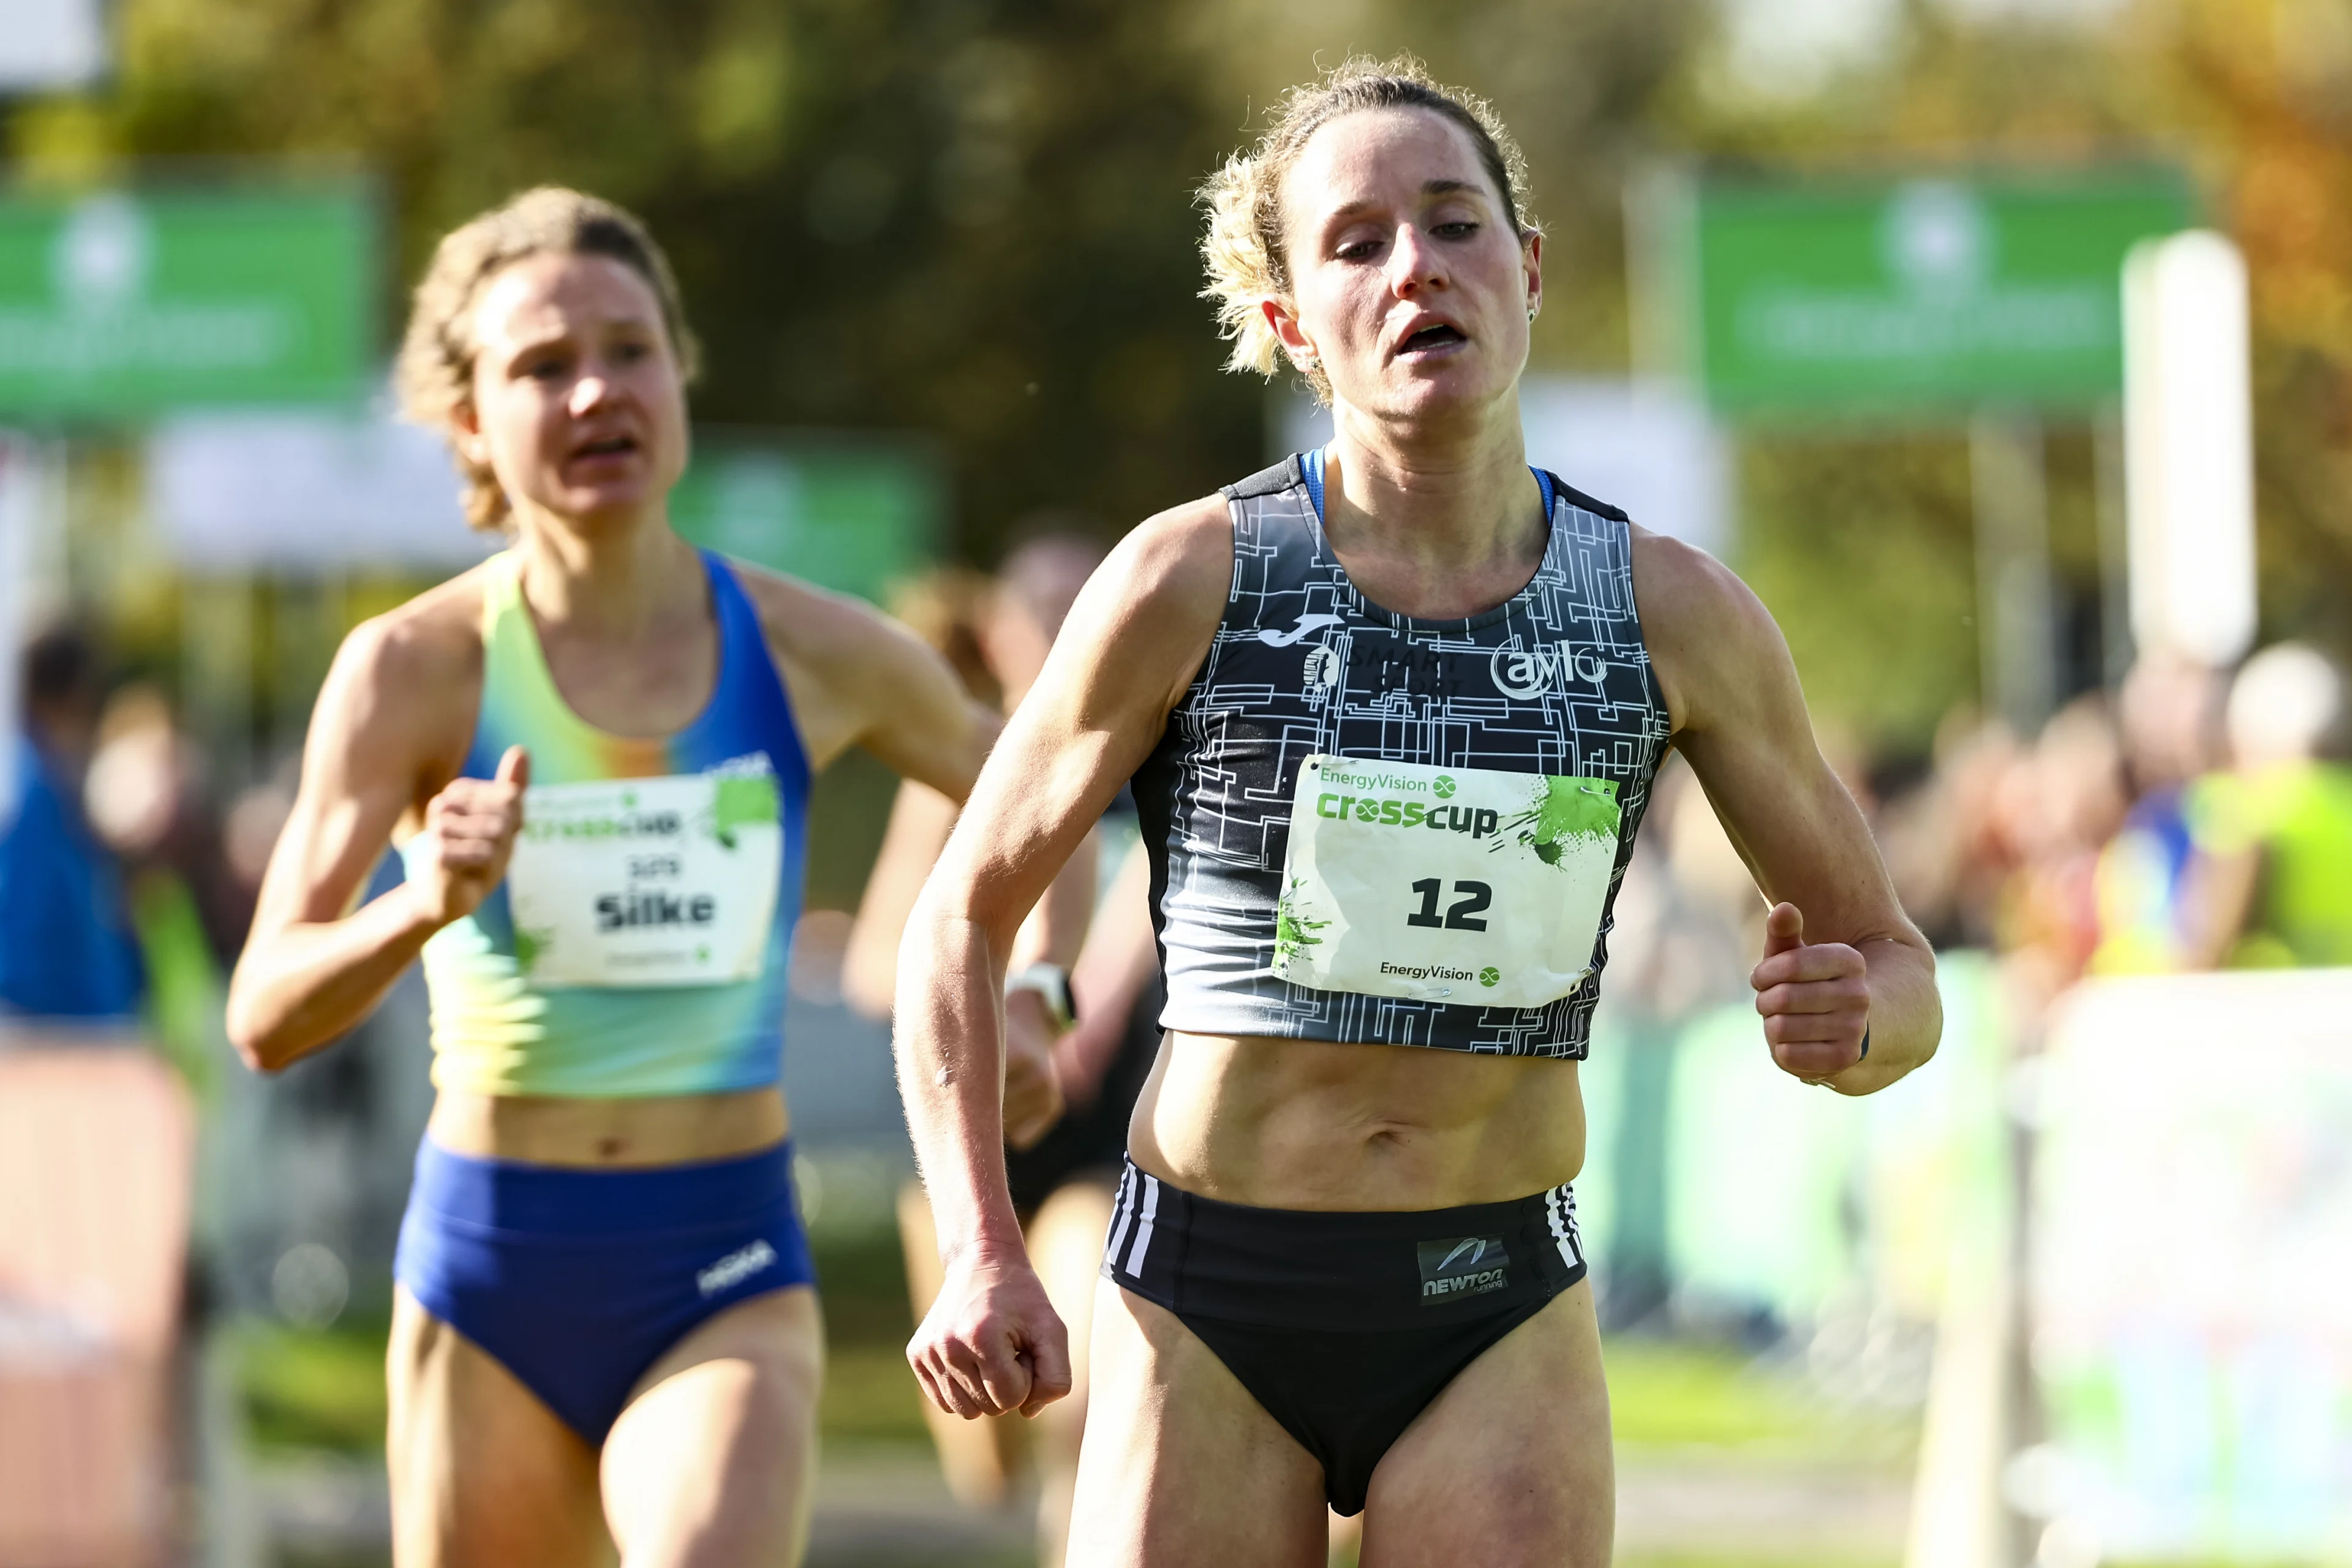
xmin=745 ymin=570 xmax=997 ymax=796
xmin=843 ymin=783 xmax=963 ymax=1017
xmin=896 ymin=499 xmax=1227 ymax=1416
xmin=227 ymin=608 xmax=505 ymax=1072
xmin=1635 ymin=529 xmax=1940 ymax=1094
xmin=748 ymin=562 xmax=1093 ymax=1143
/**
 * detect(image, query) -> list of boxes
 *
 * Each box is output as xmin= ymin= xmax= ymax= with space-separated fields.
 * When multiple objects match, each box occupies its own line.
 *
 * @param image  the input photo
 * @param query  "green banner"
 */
xmin=0 ymin=186 xmax=374 ymax=415
xmin=1667 ymin=172 xmax=2193 ymax=415
xmin=668 ymin=434 xmax=943 ymax=604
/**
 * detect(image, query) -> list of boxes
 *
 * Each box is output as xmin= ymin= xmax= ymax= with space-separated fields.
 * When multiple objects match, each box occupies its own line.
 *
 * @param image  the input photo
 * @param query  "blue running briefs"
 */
xmin=394 ymin=1138 xmax=815 ymax=1444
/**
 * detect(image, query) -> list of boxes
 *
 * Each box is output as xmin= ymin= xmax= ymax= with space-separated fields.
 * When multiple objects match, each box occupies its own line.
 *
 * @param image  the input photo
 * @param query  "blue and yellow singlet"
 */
xmin=404 ymin=548 xmax=810 ymax=1098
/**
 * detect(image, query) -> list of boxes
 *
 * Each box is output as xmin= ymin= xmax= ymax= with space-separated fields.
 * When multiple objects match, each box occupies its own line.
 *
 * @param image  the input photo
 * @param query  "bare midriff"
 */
xmin=1126 ymin=1033 xmax=1585 ymax=1212
xmin=424 ymin=1085 xmax=789 ymax=1169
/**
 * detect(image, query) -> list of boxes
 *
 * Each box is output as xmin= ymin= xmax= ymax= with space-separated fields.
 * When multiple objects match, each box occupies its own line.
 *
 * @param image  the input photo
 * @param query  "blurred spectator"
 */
xmin=2087 ymin=651 xmax=2224 ymax=976
xmin=85 ymin=684 xmax=251 ymax=970
xmin=0 ymin=625 xmax=143 ymax=1020
xmin=83 ymin=684 xmax=255 ymax=1088
xmin=1875 ymin=712 xmax=2022 ymax=952
xmin=221 ymin=763 xmax=298 ymax=907
xmin=843 ymin=535 xmax=1102 ymax=1017
xmin=1600 ymin=756 xmax=1753 ymax=1328
xmin=1998 ymin=695 xmax=2127 ymax=997
xmin=2180 ymin=643 xmax=2352 ymax=969
xmin=850 ymin=529 xmax=1122 ymax=1567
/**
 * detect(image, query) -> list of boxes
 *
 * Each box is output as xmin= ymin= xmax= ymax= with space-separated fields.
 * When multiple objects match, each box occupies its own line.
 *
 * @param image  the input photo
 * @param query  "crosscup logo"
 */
xmin=1417 ymin=1234 xmax=1510 ymax=1303
xmin=696 ymin=1240 xmax=778 ymax=1298
xmin=1258 ymin=612 xmax=1345 ymax=649
xmin=526 ymin=807 xmax=685 ymax=844
xmin=1313 ymin=793 xmax=1501 ymax=840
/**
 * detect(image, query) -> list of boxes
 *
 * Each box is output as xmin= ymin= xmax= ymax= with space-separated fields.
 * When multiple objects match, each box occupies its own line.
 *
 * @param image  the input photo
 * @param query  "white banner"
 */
xmin=0 ymin=0 xmax=104 ymax=91
xmin=146 ymin=410 xmax=496 ymax=574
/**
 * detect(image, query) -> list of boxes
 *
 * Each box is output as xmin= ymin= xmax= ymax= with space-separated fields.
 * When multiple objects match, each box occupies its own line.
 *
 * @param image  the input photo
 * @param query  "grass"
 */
xmin=1605 ymin=1337 xmax=1917 ymax=1463
xmin=232 ymin=1214 xmax=935 ymax=1453
xmin=235 ymin=1224 xmax=1926 ymax=1466
xmin=821 ymin=1342 xmax=933 ymax=1446
xmin=237 ymin=1310 xmax=391 ymax=1455
xmin=231 ymin=1215 xmax=1932 ymax=1568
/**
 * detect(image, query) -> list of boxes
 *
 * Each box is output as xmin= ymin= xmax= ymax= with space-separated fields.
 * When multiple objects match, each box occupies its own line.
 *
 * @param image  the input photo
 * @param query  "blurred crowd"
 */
xmin=0 ymin=621 xmax=301 ymax=1079
xmin=1483 ymin=636 xmax=2352 ymax=1341
xmin=1877 ymin=643 xmax=2352 ymax=1009
xmin=1603 ymin=638 xmax=2352 ymax=1068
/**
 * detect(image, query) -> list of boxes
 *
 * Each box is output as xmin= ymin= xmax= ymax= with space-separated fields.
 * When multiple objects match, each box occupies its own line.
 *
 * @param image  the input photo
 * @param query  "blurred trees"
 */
xmin=15 ymin=0 xmax=1257 ymax=549
xmin=1683 ymin=0 xmax=2352 ymax=748
xmin=8 ymin=0 xmax=1697 ymax=559
xmin=2137 ymin=0 xmax=2352 ymax=647
xmin=15 ymin=0 xmax=2348 ymax=756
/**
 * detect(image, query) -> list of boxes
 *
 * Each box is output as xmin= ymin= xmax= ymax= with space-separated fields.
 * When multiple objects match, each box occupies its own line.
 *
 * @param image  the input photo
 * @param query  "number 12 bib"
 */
xmin=506 ymin=772 xmax=782 ymax=989
xmin=1272 ymin=755 xmax=1621 ymax=1009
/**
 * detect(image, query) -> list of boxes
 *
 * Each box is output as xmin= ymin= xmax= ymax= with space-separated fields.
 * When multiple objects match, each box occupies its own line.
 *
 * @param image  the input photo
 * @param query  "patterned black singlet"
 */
xmin=1133 ymin=452 xmax=1673 ymax=1059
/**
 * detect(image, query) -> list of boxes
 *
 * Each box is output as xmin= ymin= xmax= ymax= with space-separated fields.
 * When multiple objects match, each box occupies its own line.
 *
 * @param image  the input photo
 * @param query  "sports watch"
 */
xmin=1004 ymin=962 xmax=1077 ymax=1033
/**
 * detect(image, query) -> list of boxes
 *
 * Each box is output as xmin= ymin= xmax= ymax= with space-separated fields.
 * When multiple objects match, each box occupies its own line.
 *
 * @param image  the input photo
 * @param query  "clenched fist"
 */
xmin=1749 ymin=902 xmax=1869 ymax=1085
xmin=405 ymin=745 xmax=530 ymax=928
xmin=908 ymin=1250 xmax=1072 ymax=1420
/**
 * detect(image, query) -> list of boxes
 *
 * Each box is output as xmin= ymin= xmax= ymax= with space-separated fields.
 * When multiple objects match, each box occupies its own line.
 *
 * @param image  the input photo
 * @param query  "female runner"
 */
xmin=893 ymin=59 xmax=1940 ymax=1564
xmin=228 ymin=187 xmax=1011 ymax=1566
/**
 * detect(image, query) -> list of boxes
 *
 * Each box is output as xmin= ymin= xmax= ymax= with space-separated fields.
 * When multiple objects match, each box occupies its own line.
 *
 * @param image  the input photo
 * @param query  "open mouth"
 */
xmin=1397 ymin=323 xmax=1466 ymax=355
xmin=571 ymin=434 xmax=639 ymax=461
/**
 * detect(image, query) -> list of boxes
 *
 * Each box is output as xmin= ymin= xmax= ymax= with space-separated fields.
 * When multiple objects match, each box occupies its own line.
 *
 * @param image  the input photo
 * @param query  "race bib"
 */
xmin=1272 ymin=755 xmax=1620 ymax=1009
xmin=505 ymin=772 xmax=782 ymax=989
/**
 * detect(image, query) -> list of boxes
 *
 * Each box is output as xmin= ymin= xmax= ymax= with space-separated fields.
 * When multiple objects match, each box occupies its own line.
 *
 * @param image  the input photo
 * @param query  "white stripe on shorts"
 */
xmin=1104 ymin=1167 xmax=1138 ymax=1268
xmin=1122 ymin=1174 xmax=1161 ymax=1275
xmin=1547 ymin=1184 xmax=1583 ymax=1272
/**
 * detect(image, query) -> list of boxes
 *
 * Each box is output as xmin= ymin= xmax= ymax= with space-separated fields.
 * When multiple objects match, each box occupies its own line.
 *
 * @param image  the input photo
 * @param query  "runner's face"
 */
xmin=464 ymin=252 xmax=689 ymax=532
xmin=1270 ymin=108 xmax=1539 ymax=423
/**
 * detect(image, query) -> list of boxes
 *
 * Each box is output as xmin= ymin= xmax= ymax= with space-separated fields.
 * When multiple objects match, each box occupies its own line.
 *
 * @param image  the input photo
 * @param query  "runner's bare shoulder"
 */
xmin=1627 ymin=522 xmax=1796 ymax=743
xmin=1066 ymin=493 xmax=1233 ymax=716
xmin=311 ymin=562 xmax=495 ymax=791
xmin=723 ymin=557 xmax=979 ymax=775
xmin=725 ymin=558 xmax=908 ymax=668
xmin=723 ymin=556 xmax=950 ymax=715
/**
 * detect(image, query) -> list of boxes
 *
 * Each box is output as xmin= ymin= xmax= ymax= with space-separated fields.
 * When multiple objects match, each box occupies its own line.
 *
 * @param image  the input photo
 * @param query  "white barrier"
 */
xmin=2032 ymin=971 xmax=2352 ymax=1561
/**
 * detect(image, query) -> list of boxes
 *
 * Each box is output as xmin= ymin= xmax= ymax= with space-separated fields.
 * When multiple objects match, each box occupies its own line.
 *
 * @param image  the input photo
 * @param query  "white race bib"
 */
xmin=1272 ymin=755 xmax=1620 ymax=1009
xmin=505 ymin=772 xmax=782 ymax=989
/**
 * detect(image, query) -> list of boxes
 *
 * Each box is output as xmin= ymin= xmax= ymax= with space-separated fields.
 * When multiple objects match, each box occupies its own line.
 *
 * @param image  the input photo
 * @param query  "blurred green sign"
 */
xmin=1667 ymin=173 xmax=2193 ymax=415
xmin=669 ymin=434 xmax=942 ymax=604
xmin=0 ymin=186 xmax=375 ymax=415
